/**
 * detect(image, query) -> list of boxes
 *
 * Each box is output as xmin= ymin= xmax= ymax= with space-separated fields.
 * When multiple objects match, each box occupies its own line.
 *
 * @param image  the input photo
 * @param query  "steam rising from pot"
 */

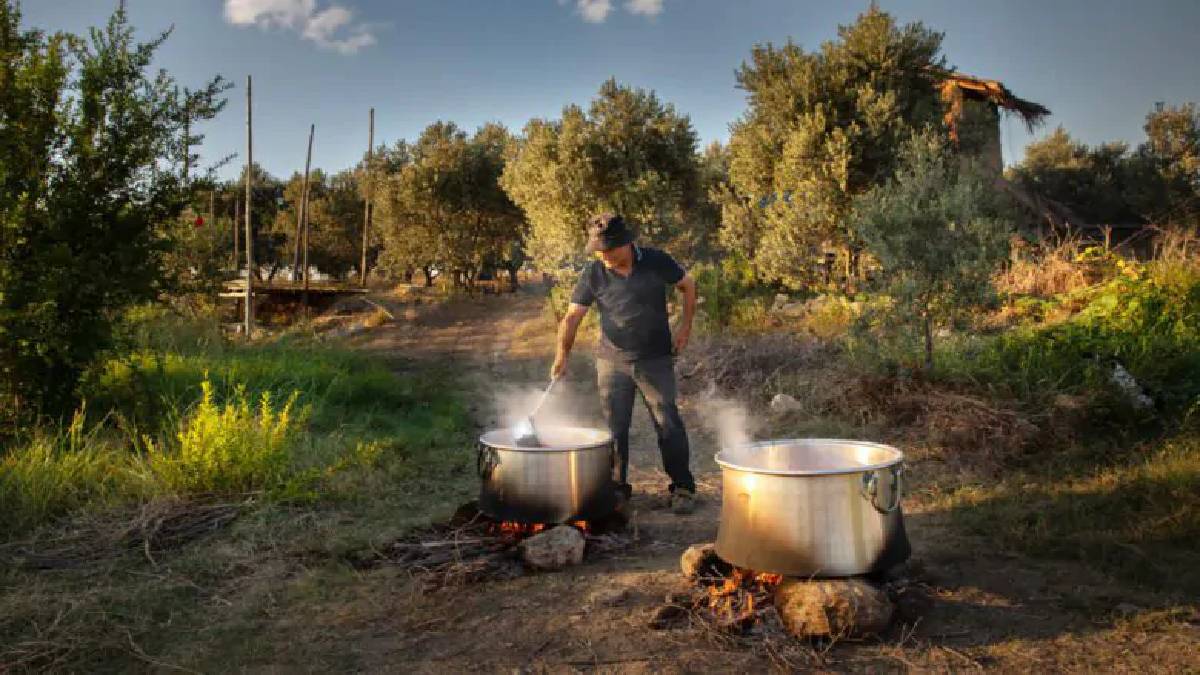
xmin=695 ymin=387 xmax=759 ymax=450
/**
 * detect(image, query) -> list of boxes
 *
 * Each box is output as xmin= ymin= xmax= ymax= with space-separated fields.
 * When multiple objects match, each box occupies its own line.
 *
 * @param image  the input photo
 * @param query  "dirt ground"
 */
xmin=335 ymin=285 xmax=1199 ymax=673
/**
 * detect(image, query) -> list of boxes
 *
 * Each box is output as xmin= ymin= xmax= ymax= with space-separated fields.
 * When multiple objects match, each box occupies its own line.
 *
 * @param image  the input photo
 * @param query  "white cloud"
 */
xmin=224 ymin=0 xmax=376 ymax=54
xmin=577 ymin=0 xmax=613 ymax=23
xmin=562 ymin=0 xmax=664 ymax=23
xmin=625 ymin=0 xmax=663 ymax=17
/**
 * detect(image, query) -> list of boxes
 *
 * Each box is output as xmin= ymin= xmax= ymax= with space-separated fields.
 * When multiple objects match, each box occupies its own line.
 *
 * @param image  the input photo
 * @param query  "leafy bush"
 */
xmin=853 ymin=130 xmax=1013 ymax=371
xmin=950 ymin=256 xmax=1200 ymax=418
xmin=142 ymin=379 xmax=307 ymax=496
xmin=692 ymin=253 xmax=770 ymax=332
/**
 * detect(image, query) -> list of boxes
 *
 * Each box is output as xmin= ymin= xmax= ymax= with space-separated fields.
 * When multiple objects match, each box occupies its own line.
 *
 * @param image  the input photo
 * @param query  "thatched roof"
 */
xmin=937 ymin=72 xmax=1050 ymax=140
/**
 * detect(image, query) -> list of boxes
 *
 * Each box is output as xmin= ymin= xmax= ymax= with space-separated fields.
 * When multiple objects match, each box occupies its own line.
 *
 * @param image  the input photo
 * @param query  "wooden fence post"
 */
xmin=243 ymin=75 xmax=254 ymax=337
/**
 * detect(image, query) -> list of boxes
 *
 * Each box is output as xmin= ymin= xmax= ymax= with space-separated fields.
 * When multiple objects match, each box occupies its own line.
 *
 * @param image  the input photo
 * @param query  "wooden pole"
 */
xmin=360 ymin=107 xmax=374 ymax=287
xmin=243 ymin=75 xmax=254 ymax=337
xmin=232 ymin=195 xmax=240 ymax=271
xmin=292 ymin=124 xmax=315 ymax=282
xmin=302 ymin=126 xmax=315 ymax=309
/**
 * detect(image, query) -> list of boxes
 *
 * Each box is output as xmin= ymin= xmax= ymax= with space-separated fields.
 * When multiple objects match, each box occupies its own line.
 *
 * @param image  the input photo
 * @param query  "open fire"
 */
xmin=659 ymin=542 xmax=910 ymax=643
xmin=363 ymin=501 xmax=630 ymax=590
xmin=490 ymin=519 xmax=591 ymax=539
xmin=696 ymin=566 xmax=786 ymax=631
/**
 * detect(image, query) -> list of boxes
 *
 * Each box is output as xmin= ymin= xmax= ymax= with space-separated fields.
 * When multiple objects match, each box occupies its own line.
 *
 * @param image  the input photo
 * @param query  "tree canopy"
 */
xmin=0 ymin=2 xmax=225 ymax=425
xmin=718 ymin=7 xmax=947 ymax=289
xmin=500 ymin=79 xmax=702 ymax=270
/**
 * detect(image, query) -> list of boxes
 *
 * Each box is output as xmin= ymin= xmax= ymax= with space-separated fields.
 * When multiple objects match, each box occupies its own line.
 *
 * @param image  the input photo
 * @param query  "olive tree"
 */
xmin=501 ymin=79 xmax=702 ymax=270
xmin=853 ymin=131 xmax=1013 ymax=371
xmin=718 ymin=7 xmax=946 ymax=289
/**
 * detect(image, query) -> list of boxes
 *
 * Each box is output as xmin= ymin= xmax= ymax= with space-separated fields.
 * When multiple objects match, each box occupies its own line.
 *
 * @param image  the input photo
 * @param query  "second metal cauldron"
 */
xmin=715 ymin=439 xmax=911 ymax=577
xmin=477 ymin=426 xmax=616 ymax=523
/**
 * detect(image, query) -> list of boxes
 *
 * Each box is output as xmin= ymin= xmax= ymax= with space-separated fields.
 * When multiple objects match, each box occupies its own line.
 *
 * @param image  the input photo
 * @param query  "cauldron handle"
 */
xmin=861 ymin=465 xmax=904 ymax=514
xmin=476 ymin=443 xmax=499 ymax=479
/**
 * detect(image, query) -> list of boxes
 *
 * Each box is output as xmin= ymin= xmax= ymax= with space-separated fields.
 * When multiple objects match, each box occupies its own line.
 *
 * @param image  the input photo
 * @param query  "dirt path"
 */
xmin=345 ymin=287 xmax=1199 ymax=673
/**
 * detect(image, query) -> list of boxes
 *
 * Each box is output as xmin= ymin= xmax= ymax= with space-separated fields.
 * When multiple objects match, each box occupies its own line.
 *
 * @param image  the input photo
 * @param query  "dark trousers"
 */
xmin=597 ymin=356 xmax=695 ymax=493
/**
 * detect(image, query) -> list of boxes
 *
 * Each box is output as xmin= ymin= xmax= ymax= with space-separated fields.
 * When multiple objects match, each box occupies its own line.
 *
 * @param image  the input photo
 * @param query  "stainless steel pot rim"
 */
xmin=714 ymin=438 xmax=904 ymax=476
xmin=479 ymin=426 xmax=613 ymax=452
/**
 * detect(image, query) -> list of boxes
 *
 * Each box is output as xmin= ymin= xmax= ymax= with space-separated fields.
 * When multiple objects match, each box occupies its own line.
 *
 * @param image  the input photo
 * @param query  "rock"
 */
xmin=519 ymin=525 xmax=585 ymax=571
xmin=1115 ymin=602 xmax=1142 ymax=617
xmin=1111 ymin=362 xmax=1154 ymax=409
xmin=680 ymin=542 xmax=730 ymax=579
xmin=769 ymin=393 xmax=802 ymax=412
xmin=773 ymin=577 xmax=894 ymax=639
xmin=779 ymin=301 xmax=807 ymax=315
xmin=587 ymin=587 xmax=631 ymax=609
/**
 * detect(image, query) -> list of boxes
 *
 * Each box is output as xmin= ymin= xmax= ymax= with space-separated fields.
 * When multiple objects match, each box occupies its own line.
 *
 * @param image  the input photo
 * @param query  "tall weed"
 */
xmin=141 ymin=378 xmax=308 ymax=496
xmin=0 ymin=411 xmax=137 ymax=536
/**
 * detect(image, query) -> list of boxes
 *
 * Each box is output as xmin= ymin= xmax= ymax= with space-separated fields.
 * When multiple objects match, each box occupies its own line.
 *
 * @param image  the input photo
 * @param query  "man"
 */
xmin=550 ymin=213 xmax=698 ymax=514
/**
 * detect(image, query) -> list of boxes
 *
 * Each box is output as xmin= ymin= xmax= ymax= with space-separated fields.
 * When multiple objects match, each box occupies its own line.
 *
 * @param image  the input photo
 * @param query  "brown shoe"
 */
xmin=670 ymin=488 xmax=697 ymax=515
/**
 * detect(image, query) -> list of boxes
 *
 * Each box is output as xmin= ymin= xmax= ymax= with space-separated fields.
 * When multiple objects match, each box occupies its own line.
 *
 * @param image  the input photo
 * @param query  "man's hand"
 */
xmin=550 ymin=355 xmax=568 ymax=380
xmin=673 ymin=274 xmax=697 ymax=356
xmin=672 ymin=324 xmax=691 ymax=355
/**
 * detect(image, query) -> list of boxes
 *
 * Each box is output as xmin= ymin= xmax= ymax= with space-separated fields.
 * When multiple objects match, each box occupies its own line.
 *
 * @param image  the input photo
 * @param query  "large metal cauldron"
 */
xmin=477 ymin=426 xmax=616 ymax=523
xmin=715 ymin=439 xmax=910 ymax=577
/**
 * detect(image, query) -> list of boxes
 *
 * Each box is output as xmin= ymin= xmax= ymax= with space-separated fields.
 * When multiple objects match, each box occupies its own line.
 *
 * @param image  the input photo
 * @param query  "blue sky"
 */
xmin=22 ymin=1 xmax=1200 ymax=181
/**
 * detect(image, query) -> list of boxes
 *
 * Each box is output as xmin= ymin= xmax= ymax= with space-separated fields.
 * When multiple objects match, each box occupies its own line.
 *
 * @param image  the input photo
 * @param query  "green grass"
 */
xmin=942 ymin=431 xmax=1200 ymax=596
xmin=0 ymin=305 xmax=475 ymax=539
xmin=1 ymin=306 xmax=478 ymax=670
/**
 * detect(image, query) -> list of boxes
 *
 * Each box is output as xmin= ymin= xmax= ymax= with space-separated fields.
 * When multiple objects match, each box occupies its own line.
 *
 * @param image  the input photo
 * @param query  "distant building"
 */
xmin=938 ymin=72 xmax=1050 ymax=175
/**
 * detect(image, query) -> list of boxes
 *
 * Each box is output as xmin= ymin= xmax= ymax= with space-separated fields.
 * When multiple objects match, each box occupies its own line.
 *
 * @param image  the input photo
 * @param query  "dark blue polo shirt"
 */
xmin=570 ymin=246 xmax=686 ymax=362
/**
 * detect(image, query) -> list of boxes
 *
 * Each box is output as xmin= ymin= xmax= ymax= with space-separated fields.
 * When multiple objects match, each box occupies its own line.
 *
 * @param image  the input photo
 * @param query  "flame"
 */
xmin=700 ymin=566 xmax=783 ymax=628
xmin=490 ymin=520 xmax=591 ymax=537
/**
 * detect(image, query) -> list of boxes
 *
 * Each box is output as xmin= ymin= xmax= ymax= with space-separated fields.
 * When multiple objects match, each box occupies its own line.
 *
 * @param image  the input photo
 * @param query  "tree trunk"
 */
xmin=423 ymin=266 xmax=435 ymax=287
xmin=508 ymin=266 xmax=518 ymax=292
xmin=404 ymin=268 xmax=414 ymax=284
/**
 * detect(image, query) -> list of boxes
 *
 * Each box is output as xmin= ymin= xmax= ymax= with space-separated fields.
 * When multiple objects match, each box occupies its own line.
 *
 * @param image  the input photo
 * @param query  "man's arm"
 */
xmin=551 ymin=302 xmax=590 ymax=380
xmin=672 ymin=274 xmax=697 ymax=354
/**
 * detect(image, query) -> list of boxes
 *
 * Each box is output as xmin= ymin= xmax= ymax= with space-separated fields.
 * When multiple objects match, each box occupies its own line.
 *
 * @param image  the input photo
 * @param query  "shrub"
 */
xmin=953 ymin=255 xmax=1200 ymax=419
xmin=142 ymin=378 xmax=308 ymax=496
xmin=853 ymin=131 xmax=1013 ymax=371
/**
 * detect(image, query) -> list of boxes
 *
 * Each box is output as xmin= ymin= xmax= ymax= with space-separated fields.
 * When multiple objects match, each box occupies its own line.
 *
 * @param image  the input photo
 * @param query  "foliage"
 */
xmin=0 ymin=307 xmax=473 ymax=537
xmin=853 ymin=131 xmax=1013 ymax=369
xmin=1008 ymin=104 xmax=1200 ymax=228
xmin=718 ymin=6 xmax=947 ymax=289
xmin=501 ymin=79 xmax=702 ymax=270
xmin=142 ymin=378 xmax=307 ymax=496
xmin=271 ymin=168 xmax=364 ymax=281
xmin=376 ymin=122 xmax=523 ymax=287
xmin=0 ymin=2 xmax=227 ymax=427
xmin=0 ymin=410 xmax=134 ymax=535
xmin=691 ymin=253 xmax=767 ymax=331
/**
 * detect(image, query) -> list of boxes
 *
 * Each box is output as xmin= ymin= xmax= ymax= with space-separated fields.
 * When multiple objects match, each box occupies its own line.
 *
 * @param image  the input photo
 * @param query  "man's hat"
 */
xmin=586 ymin=213 xmax=633 ymax=252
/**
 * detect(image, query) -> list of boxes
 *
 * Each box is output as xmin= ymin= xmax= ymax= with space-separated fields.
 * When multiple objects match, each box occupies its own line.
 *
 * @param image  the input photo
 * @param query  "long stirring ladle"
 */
xmin=514 ymin=377 xmax=560 ymax=447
